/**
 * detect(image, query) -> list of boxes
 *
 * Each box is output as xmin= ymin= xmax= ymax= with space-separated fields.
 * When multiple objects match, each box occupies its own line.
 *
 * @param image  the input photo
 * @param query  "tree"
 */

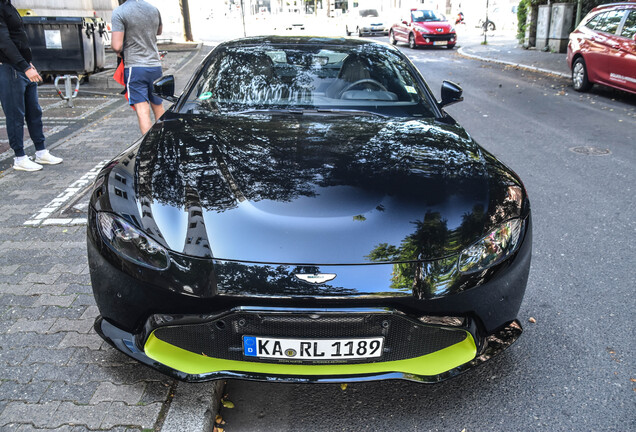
xmin=180 ymin=0 xmax=193 ymax=42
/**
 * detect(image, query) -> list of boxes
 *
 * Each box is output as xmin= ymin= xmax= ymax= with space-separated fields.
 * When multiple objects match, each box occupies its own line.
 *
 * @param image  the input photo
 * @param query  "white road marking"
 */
xmin=24 ymin=160 xmax=109 ymax=227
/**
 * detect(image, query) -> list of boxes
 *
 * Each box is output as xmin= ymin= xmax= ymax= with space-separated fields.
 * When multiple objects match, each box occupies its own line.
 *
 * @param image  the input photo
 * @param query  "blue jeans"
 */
xmin=0 ymin=63 xmax=46 ymax=157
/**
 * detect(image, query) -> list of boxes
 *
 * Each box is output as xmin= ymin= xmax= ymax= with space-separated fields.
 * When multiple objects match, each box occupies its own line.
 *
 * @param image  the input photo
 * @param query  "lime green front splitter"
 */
xmin=144 ymin=331 xmax=477 ymax=377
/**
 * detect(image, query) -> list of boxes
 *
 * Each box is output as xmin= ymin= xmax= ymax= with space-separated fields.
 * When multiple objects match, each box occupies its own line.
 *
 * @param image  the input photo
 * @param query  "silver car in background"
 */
xmin=345 ymin=8 xmax=389 ymax=36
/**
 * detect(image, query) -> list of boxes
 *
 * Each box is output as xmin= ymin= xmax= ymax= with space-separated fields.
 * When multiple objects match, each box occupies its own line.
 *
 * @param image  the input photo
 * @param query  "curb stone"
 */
xmin=457 ymin=46 xmax=571 ymax=79
xmin=160 ymin=380 xmax=225 ymax=432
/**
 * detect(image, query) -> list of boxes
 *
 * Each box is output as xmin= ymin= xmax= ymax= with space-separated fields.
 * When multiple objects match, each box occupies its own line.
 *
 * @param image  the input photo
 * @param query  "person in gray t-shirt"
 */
xmin=111 ymin=0 xmax=164 ymax=134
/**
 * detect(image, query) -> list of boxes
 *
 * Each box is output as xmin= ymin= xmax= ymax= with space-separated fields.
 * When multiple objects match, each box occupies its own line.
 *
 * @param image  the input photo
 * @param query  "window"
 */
xmin=620 ymin=10 xmax=636 ymax=39
xmin=184 ymin=44 xmax=436 ymax=118
xmin=585 ymin=13 xmax=607 ymax=30
xmin=411 ymin=10 xmax=445 ymax=23
xmin=585 ymin=13 xmax=599 ymax=29
xmin=587 ymin=12 xmax=606 ymax=30
xmin=359 ymin=9 xmax=378 ymax=18
xmin=595 ymin=10 xmax=624 ymax=34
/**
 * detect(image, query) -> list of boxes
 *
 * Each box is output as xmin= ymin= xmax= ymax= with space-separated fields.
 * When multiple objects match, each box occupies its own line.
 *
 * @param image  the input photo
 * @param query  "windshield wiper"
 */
xmin=230 ymin=108 xmax=388 ymax=118
xmin=313 ymin=109 xmax=389 ymax=118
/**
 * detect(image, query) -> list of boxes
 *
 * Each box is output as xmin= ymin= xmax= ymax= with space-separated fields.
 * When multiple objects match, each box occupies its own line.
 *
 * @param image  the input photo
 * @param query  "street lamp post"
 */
xmin=240 ymin=0 xmax=247 ymax=37
xmin=483 ymin=0 xmax=489 ymax=45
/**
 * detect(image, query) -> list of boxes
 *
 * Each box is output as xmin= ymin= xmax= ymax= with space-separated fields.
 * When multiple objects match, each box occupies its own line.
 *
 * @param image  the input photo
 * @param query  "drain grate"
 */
xmin=569 ymin=146 xmax=611 ymax=156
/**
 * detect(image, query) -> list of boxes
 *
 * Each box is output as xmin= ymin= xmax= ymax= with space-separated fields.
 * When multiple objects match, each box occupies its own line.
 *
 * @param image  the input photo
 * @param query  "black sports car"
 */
xmin=88 ymin=36 xmax=532 ymax=383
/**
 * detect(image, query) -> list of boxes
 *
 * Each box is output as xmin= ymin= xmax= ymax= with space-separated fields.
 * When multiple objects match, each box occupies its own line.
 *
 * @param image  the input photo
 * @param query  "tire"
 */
xmin=357 ymin=27 xmax=363 ymax=37
xmin=346 ymin=26 xmax=351 ymax=36
xmin=572 ymin=57 xmax=592 ymax=92
xmin=389 ymin=30 xmax=397 ymax=45
xmin=483 ymin=21 xmax=496 ymax=31
xmin=447 ymin=44 xmax=455 ymax=49
xmin=409 ymin=33 xmax=417 ymax=49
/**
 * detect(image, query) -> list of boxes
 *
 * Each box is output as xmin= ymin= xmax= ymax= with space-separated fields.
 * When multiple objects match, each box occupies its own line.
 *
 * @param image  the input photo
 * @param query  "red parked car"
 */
xmin=567 ymin=2 xmax=636 ymax=94
xmin=390 ymin=9 xmax=456 ymax=49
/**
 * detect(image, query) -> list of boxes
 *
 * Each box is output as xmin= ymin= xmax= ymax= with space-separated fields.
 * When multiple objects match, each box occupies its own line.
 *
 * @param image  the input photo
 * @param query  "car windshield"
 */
xmin=411 ymin=10 xmax=446 ymax=22
xmin=181 ymin=43 xmax=436 ymax=118
xmin=359 ymin=9 xmax=379 ymax=17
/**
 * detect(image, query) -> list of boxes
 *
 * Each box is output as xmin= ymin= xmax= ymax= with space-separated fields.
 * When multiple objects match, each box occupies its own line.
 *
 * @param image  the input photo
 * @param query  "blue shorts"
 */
xmin=123 ymin=66 xmax=163 ymax=106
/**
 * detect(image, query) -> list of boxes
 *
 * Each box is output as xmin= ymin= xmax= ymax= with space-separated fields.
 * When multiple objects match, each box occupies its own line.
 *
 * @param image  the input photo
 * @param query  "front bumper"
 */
xmin=95 ymin=310 xmax=522 ymax=383
xmin=414 ymin=32 xmax=457 ymax=46
xmin=360 ymin=26 xmax=389 ymax=36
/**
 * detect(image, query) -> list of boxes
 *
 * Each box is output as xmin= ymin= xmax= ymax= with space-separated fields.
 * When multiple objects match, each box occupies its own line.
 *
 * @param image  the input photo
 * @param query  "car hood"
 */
xmin=97 ymin=113 xmax=525 ymax=265
xmin=414 ymin=21 xmax=453 ymax=32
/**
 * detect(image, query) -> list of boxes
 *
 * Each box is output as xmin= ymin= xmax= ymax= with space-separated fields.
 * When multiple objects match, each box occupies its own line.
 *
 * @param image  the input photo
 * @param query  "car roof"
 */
xmin=591 ymin=1 xmax=636 ymax=12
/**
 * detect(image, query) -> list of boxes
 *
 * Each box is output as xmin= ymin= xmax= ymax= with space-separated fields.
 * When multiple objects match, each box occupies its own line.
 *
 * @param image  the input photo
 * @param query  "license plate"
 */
xmin=243 ymin=336 xmax=384 ymax=360
xmin=433 ymin=41 xmax=448 ymax=45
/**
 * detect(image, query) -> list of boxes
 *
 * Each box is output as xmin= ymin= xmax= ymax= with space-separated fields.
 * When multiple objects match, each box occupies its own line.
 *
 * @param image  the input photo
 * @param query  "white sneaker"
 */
xmin=34 ymin=150 xmax=63 ymax=165
xmin=13 ymin=156 xmax=43 ymax=172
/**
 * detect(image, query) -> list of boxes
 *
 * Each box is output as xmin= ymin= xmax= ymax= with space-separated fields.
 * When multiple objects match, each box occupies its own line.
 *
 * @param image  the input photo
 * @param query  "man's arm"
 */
xmin=0 ymin=11 xmax=30 ymax=72
xmin=110 ymin=9 xmax=124 ymax=56
xmin=111 ymin=31 xmax=124 ymax=54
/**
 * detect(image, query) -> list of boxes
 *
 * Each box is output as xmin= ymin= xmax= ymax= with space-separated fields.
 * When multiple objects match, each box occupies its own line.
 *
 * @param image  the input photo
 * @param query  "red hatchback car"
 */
xmin=567 ymin=2 xmax=636 ymax=94
xmin=390 ymin=9 xmax=456 ymax=49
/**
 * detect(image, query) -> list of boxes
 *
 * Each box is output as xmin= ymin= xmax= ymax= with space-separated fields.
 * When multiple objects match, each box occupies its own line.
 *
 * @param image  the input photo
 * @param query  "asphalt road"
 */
xmin=218 ymin=39 xmax=636 ymax=431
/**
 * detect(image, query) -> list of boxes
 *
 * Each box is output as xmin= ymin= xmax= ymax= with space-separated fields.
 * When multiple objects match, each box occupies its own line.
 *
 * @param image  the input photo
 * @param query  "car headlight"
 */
xmin=97 ymin=212 xmax=170 ymax=271
xmin=458 ymin=219 xmax=523 ymax=274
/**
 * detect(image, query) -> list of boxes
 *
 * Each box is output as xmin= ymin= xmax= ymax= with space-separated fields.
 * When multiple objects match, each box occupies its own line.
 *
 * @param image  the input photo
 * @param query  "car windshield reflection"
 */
xmin=412 ymin=10 xmax=446 ymax=22
xmin=182 ymin=44 xmax=436 ymax=118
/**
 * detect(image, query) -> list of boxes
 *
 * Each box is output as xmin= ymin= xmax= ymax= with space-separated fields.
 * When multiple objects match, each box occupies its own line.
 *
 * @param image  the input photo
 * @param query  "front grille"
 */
xmin=421 ymin=34 xmax=455 ymax=41
xmin=151 ymin=311 xmax=468 ymax=364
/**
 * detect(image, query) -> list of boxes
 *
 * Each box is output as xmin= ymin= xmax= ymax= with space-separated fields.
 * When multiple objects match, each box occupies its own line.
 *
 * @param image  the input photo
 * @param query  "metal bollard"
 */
xmin=54 ymin=75 xmax=80 ymax=108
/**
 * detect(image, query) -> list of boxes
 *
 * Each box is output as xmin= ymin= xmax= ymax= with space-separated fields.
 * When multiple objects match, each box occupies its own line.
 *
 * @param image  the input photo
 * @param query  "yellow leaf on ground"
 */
xmin=340 ymin=383 xmax=348 ymax=391
xmin=221 ymin=399 xmax=235 ymax=409
xmin=215 ymin=415 xmax=223 ymax=424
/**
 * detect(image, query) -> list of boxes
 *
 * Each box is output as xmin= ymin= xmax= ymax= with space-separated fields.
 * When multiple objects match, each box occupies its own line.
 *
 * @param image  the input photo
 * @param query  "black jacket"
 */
xmin=0 ymin=1 xmax=32 ymax=72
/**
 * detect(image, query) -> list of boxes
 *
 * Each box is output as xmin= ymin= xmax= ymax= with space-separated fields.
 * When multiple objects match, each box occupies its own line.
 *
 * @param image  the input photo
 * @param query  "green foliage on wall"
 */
xmin=516 ymin=0 xmax=607 ymax=43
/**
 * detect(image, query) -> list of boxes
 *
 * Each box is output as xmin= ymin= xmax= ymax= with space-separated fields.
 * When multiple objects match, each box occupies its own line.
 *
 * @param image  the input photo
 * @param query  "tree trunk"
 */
xmin=180 ymin=0 xmax=193 ymax=42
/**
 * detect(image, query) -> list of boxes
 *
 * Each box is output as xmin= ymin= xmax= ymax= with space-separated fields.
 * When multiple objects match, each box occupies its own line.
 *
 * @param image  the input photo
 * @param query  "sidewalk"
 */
xmin=0 ymin=41 xmax=203 ymax=170
xmin=457 ymin=31 xmax=571 ymax=78
xmin=0 ymin=43 xmax=223 ymax=432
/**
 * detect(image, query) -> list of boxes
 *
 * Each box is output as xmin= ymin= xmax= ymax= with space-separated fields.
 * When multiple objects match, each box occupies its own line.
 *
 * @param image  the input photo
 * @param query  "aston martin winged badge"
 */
xmin=294 ymin=273 xmax=337 ymax=284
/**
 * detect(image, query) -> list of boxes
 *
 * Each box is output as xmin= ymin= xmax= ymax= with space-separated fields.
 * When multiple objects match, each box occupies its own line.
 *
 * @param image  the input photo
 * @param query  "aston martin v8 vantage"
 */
xmin=87 ymin=36 xmax=532 ymax=383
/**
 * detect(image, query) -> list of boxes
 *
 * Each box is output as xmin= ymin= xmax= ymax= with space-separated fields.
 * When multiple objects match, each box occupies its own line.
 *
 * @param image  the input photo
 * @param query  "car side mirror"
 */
xmin=402 ymin=20 xmax=408 ymax=25
xmin=153 ymin=75 xmax=177 ymax=102
xmin=440 ymin=80 xmax=463 ymax=107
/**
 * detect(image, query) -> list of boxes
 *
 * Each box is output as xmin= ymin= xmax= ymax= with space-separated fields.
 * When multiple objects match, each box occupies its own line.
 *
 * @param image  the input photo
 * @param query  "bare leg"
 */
xmin=151 ymin=102 xmax=165 ymax=122
xmin=133 ymin=102 xmax=153 ymax=134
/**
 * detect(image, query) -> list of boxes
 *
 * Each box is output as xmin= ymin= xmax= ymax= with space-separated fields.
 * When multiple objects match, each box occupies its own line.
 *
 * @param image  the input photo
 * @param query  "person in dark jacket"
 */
xmin=0 ymin=0 xmax=62 ymax=171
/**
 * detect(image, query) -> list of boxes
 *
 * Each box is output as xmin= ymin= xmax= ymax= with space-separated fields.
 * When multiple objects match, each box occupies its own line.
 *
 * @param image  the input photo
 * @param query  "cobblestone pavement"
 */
xmin=0 ymin=44 xmax=219 ymax=431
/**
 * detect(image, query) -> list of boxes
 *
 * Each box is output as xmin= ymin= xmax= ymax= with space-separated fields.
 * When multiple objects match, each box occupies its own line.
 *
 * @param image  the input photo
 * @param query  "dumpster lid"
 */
xmin=22 ymin=16 xmax=87 ymax=25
